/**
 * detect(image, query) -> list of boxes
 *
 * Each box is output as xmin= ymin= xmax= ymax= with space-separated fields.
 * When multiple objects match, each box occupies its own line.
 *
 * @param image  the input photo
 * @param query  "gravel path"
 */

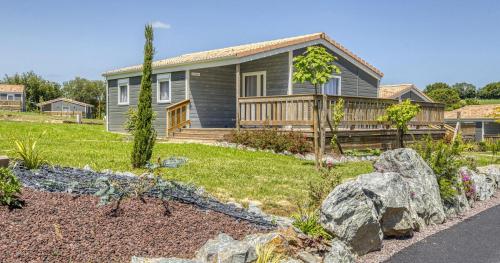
xmin=385 ymin=204 xmax=500 ymax=263
xmin=0 ymin=188 xmax=263 ymax=262
xmin=359 ymin=194 xmax=500 ymax=263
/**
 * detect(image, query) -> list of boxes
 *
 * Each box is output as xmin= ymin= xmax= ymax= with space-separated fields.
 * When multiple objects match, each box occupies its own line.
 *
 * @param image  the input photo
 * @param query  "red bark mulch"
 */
xmin=0 ymin=188 xmax=264 ymax=262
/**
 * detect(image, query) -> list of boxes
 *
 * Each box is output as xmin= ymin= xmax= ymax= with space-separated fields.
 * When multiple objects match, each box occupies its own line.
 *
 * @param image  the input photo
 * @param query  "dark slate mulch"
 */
xmin=12 ymin=164 xmax=275 ymax=228
xmin=0 ymin=188 xmax=263 ymax=262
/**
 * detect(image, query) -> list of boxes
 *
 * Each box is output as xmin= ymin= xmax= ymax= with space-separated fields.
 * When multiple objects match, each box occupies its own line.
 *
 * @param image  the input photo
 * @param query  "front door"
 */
xmin=242 ymin=71 xmax=266 ymax=97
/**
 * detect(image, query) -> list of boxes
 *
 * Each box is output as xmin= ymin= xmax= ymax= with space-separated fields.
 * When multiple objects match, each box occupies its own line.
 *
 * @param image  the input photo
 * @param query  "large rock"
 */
xmin=374 ymin=148 xmax=446 ymax=225
xmin=320 ymin=181 xmax=382 ymax=256
xmin=357 ymin=172 xmax=417 ymax=237
xmin=464 ymin=167 xmax=496 ymax=201
xmin=478 ymin=165 xmax=500 ymax=189
xmin=195 ymin=232 xmax=285 ymax=263
xmin=323 ymin=239 xmax=355 ymax=263
xmin=195 ymin=234 xmax=247 ymax=263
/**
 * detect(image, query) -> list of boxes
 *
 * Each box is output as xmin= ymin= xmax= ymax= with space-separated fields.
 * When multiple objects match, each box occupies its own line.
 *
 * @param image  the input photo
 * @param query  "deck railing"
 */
xmin=237 ymin=94 xmax=445 ymax=130
xmin=166 ymin=99 xmax=191 ymax=137
xmin=0 ymin=100 xmax=22 ymax=111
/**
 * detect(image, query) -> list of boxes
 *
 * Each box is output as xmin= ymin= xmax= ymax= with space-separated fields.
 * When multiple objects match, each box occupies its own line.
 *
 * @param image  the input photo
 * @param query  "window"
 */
xmin=62 ymin=105 xmax=70 ymax=112
xmin=157 ymin=73 xmax=171 ymax=103
xmin=321 ymin=76 xmax=341 ymax=95
xmin=242 ymin=71 xmax=266 ymax=97
xmin=117 ymin=79 xmax=129 ymax=105
xmin=6 ymin=94 xmax=15 ymax=101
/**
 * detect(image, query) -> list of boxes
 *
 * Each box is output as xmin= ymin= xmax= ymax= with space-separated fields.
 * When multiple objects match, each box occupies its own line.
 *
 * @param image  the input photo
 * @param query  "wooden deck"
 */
xmin=166 ymin=94 xmax=446 ymax=149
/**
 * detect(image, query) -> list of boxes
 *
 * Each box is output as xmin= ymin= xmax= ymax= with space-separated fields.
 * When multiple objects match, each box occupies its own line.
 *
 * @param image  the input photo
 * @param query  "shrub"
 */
xmin=477 ymin=82 xmax=500 ymax=99
xmin=95 ymin=173 xmax=172 ymax=217
xmin=307 ymin=160 xmax=342 ymax=208
xmin=379 ymin=99 xmax=420 ymax=148
xmin=0 ymin=168 xmax=24 ymax=209
xmin=225 ymin=128 xmax=312 ymax=154
xmin=292 ymin=206 xmax=332 ymax=240
xmin=14 ymin=132 xmax=46 ymax=169
xmin=255 ymin=243 xmax=284 ymax=263
xmin=411 ymin=136 xmax=474 ymax=203
xmin=464 ymin=98 xmax=480 ymax=105
xmin=124 ymin=107 xmax=138 ymax=133
xmin=426 ymin=88 xmax=461 ymax=110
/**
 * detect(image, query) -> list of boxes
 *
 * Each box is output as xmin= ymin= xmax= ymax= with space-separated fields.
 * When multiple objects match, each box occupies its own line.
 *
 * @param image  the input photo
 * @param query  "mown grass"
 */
xmin=0 ymin=120 xmax=373 ymax=215
xmin=477 ymin=99 xmax=500 ymax=105
xmin=0 ymin=110 xmax=103 ymax=124
xmin=464 ymin=152 xmax=500 ymax=166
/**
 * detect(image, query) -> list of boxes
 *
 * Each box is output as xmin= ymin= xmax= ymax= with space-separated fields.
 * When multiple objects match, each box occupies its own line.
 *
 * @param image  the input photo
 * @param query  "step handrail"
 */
xmin=166 ymin=99 xmax=191 ymax=137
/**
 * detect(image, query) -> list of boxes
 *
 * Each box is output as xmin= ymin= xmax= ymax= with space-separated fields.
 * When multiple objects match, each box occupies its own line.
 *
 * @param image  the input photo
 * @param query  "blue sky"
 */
xmin=0 ymin=0 xmax=499 ymax=89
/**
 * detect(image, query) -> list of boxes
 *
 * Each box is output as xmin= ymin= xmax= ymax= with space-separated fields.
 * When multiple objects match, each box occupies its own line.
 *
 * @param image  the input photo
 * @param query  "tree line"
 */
xmin=1 ymin=72 xmax=105 ymax=118
xmin=424 ymin=81 xmax=500 ymax=110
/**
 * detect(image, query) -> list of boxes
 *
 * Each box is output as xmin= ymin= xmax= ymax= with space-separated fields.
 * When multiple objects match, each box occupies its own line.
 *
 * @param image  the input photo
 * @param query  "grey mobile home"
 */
xmin=37 ymin=98 xmax=94 ymax=118
xmin=0 ymin=84 xmax=25 ymax=111
xmin=104 ymin=33 xmax=384 ymax=136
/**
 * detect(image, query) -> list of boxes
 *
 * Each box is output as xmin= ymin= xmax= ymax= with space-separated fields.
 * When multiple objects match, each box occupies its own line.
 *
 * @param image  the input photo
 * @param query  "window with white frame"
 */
xmin=157 ymin=73 xmax=171 ymax=103
xmin=6 ymin=94 xmax=15 ymax=101
xmin=242 ymin=71 xmax=266 ymax=97
xmin=117 ymin=79 xmax=129 ymax=105
xmin=321 ymin=75 xmax=341 ymax=95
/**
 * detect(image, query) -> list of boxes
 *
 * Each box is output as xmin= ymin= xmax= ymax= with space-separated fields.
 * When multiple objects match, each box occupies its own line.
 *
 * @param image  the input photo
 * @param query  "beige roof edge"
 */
xmin=380 ymin=84 xmax=434 ymax=102
xmin=103 ymin=32 xmax=383 ymax=78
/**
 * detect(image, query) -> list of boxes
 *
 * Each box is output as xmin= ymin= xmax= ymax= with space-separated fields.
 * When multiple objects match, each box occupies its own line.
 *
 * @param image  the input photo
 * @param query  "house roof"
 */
xmin=444 ymin=104 xmax=500 ymax=120
xmin=0 ymin=84 xmax=24 ymax=93
xmin=103 ymin=32 xmax=383 ymax=78
xmin=379 ymin=83 xmax=434 ymax=102
xmin=36 ymin=98 xmax=94 ymax=108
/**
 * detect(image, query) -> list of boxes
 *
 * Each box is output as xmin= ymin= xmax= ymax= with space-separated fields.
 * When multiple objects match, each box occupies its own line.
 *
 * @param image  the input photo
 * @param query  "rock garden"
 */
xmin=2 ymin=143 xmax=499 ymax=262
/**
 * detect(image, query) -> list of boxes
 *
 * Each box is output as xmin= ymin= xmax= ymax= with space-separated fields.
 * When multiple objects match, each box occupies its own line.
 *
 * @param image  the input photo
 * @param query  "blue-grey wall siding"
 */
xmin=189 ymin=65 xmax=236 ymax=128
xmin=292 ymin=46 xmax=379 ymax=97
xmin=399 ymin=91 xmax=426 ymax=102
xmin=240 ymin=52 xmax=289 ymax=96
xmin=107 ymin=71 xmax=186 ymax=136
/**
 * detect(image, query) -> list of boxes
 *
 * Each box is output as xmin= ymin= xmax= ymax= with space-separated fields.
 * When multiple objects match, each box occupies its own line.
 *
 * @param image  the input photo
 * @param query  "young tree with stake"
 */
xmin=293 ymin=46 xmax=341 ymax=167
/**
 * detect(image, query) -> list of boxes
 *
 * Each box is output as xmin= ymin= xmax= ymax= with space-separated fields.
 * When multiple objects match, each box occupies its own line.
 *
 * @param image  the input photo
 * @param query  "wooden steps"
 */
xmin=169 ymin=128 xmax=234 ymax=142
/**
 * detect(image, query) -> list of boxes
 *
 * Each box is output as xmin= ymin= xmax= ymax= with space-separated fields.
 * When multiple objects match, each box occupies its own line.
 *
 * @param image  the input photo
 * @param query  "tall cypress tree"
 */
xmin=131 ymin=24 xmax=156 ymax=168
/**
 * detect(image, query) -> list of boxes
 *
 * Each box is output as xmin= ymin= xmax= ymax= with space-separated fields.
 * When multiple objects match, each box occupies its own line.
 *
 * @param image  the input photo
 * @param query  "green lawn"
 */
xmin=0 ymin=110 xmax=103 ymax=124
xmin=464 ymin=152 xmax=500 ymax=166
xmin=0 ymin=120 xmax=373 ymax=215
xmin=477 ymin=99 xmax=500 ymax=105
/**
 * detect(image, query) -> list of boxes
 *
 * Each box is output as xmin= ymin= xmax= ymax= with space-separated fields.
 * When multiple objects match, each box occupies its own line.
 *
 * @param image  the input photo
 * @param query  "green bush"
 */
xmin=292 ymin=207 xmax=332 ymax=240
xmin=14 ymin=132 xmax=46 ymax=169
xmin=464 ymin=98 xmax=480 ymax=105
xmin=0 ymin=168 xmax=23 ymax=209
xmin=225 ymin=128 xmax=312 ymax=154
xmin=307 ymin=161 xmax=342 ymax=208
xmin=411 ymin=136 xmax=472 ymax=203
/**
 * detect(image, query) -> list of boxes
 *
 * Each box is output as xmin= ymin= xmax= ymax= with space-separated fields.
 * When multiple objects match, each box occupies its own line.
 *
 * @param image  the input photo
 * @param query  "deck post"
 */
xmin=236 ymin=64 xmax=241 ymax=131
xmin=320 ymin=95 xmax=327 ymax=157
xmin=313 ymin=98 xmax=319 ymax=165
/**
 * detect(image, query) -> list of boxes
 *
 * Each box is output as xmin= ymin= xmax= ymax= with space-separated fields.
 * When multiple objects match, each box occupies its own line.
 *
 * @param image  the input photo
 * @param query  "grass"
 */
xmin=0 ymin=110 xmax=103 ymax=124
xmin=477 ymin=99 xmax=500 ymax=105
xmin=464 ymin=152 xmax=500 ymax=166
xmin=0 ymin=120 xmax=373 ymax=215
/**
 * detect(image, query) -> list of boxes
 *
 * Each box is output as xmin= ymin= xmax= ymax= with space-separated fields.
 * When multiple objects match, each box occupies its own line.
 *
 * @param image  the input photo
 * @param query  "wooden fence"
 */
xmin=237 ymin=94 xmax=445 ymax=130
xmin=0 ymin=100 xmax=22 ymax=111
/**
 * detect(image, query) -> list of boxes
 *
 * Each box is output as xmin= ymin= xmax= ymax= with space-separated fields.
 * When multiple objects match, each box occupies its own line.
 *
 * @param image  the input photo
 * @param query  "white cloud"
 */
xmin=151 ymin=21 xmax=171 ymax=29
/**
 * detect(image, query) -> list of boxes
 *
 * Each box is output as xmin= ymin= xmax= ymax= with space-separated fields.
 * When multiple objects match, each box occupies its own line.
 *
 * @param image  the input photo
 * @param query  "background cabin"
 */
xmin=37 ymin=98 xmax=94 ymax=118
xmin=0 ymin=84 xmax=25 ymax=111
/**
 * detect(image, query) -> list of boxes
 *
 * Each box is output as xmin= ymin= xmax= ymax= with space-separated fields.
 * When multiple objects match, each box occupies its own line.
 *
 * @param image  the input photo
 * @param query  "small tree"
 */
xmin=131 ymin=24 xmax=157 ymax=168
xmin=329 ymin=98 xmax=344 ymax=154
xmin=293 ymin=46 xmax=340 ymax=167
xmin=380 ymin=99 xmax=420 ymax=148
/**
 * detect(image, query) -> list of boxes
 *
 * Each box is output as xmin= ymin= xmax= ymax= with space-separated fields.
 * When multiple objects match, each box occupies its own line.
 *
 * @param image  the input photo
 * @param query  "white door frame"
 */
xmin=241 ymin=71 xmax=266 ymax=97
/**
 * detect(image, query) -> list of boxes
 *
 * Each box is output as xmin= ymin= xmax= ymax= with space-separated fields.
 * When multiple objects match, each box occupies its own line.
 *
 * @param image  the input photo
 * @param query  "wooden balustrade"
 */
xmin=166 ymin=99 xmax=191 ymax=137
xmin=237 ymin=94 xmax=445 ymax=130
xmin=0 ymin=100 xmax=22 ymax=111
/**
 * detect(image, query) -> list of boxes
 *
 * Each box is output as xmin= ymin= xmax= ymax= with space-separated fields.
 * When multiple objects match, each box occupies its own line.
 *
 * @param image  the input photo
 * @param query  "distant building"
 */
xmin=37 ymin=98 xmax=94 ymax=118
xmin=445 ymin=104 xmax=500 ymax=141
xmin=0 ymin=84 xmax=25 ymax=111
xmin=379 ymin=84 xmax=434 ymax=102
